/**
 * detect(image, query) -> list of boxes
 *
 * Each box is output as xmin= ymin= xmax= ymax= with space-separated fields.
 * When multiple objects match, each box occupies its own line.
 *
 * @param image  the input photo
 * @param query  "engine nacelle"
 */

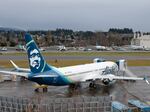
xmin=102 ymin=79 xmax=116 ymax=85
xmin=93 ymin=58 xmax=105 ymax=63
xmin=102 ymin=79 xmax=111 ymax=85
xmin=116 ymin=59 xmax=127 ymax=71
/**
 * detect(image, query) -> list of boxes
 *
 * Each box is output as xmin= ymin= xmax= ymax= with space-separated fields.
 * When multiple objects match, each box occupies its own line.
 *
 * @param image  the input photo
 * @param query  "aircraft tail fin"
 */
xmin=25 ymin=33 xmax=51 ymax=73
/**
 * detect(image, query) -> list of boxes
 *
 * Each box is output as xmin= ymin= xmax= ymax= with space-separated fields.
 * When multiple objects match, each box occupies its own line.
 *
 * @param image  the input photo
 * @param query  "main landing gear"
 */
xmin=69 ymin=83 xmax=81 ymax=90
xmin=89 ymin=81 xmax=97 ymax=89
xmin=34 ymin=84 xmax=48 ymax=92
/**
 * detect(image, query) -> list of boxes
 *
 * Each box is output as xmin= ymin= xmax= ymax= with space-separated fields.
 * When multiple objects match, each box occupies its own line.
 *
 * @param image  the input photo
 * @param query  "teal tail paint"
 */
xmin=25 ymin=33 xmax=51 ymax=73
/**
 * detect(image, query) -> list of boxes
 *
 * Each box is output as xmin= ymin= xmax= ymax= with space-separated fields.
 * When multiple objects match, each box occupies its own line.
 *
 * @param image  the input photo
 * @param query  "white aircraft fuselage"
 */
xmin=28 ymin=61 xmax=118 ymax=86
xmin=59 ymin=61 xmax=118 ymax=83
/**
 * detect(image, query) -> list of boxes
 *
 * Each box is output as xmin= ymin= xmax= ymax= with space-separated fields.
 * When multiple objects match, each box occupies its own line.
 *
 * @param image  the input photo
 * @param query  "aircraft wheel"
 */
xmin=34 ymin=88 xmax=39 ymax=92
xmin=89 ymin=82 xmax=97 ymax=89
xmin=69 ymin=83 xmax=81 ymax=90
xmin=69 ymin=84 xmax=76 ymax=89
xmin=43 ymin=87 xmax=48 ymax=92
xmin=89 ymin=82 xmax=93 ymax=88
xmin=75 ymin=83 xmax=81 ymax=89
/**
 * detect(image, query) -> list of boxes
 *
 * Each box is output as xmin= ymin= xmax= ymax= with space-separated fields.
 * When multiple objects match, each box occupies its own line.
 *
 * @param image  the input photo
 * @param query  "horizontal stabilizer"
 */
xmin=0 ymin=70 xmax=28 ymax=78
xmin=10 ymin=60 xmax=30 ymax=72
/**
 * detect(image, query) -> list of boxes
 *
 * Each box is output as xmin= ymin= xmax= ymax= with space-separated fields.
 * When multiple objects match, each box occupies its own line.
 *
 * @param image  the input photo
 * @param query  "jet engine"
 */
xmin=102 ymin=79 xmax=111 ymax=85
xmin=102 ymin=74 xmax=116 ymax=85
xmin=93 ymin=58 xmax=105 ymax=63
xmin=102 ymin=78 xmax=116 ymax=85
xmin=116 ymin=59 xmax=127 ymax=71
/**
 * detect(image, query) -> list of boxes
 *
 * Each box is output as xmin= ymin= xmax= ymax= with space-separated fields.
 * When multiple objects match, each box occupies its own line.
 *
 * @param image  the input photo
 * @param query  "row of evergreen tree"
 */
xmin=109 ymin=28 xmax=133 ymax=34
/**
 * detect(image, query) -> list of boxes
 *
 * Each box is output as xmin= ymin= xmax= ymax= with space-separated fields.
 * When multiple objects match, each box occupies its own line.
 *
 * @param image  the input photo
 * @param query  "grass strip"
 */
xmin=0 ymin=60 xmax=150 ymax=68
xmin=2 ymin=51 xmax=150 ymax=56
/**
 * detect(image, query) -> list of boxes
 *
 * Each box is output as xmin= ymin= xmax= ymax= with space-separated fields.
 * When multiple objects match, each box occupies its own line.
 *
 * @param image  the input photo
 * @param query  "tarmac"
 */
xmin=0 ymin=66 xmax=149 ymax=103
xmin=0 ymin=51 xmax=149 ymax=104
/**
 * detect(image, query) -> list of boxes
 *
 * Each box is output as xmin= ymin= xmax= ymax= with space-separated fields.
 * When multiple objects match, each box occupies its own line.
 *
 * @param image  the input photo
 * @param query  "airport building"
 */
xmin=131 ymin=32 xmax=150 ymax=48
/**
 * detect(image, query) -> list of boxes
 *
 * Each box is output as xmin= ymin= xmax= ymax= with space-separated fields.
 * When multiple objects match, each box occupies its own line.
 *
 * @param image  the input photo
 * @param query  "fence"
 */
xmin=0 ymin=96 xmax=112 ymax=112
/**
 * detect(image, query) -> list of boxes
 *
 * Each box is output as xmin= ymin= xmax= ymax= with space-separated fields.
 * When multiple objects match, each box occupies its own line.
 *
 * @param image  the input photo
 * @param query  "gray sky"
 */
xmin=0 ymin=0 xmax=149 ymax=31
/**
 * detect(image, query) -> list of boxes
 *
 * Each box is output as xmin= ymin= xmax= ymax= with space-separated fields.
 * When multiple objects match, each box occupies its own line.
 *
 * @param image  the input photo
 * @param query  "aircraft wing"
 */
xmin=0 ymin=70 xmax=28 ymax=78
xmin=102 ymin=74 xmax=149 ymax=84
xmin=83 ymin=74 xmax=149 ymax=84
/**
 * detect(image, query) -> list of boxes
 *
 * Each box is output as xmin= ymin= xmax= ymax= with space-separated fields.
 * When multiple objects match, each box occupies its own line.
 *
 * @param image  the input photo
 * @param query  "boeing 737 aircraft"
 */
xmin=0 ymin=34 xmax=149 ymax=92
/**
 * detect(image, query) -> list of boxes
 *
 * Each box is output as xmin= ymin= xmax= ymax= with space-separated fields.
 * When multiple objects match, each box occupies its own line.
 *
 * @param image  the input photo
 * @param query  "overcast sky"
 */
xmin=0 ymin=0 xmax=149 ymax=31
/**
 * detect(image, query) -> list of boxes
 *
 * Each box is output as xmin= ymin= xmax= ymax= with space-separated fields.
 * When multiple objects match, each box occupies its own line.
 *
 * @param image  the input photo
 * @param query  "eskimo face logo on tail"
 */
xmin=29 ymin=49 xmax=41 ymax=69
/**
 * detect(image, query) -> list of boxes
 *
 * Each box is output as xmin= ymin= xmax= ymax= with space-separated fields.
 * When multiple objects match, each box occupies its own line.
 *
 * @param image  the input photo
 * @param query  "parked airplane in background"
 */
xmin=0 ymin=34 xmax=149 ymax=92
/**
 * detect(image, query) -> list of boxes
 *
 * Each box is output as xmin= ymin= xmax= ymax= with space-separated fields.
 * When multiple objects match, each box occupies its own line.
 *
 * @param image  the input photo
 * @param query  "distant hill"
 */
xmin=0 ymin=27 xmax=24 ymax=31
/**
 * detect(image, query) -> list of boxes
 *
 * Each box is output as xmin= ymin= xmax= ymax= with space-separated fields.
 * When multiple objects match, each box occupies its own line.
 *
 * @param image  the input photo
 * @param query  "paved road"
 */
xmin=0 ymin=55 xmax=150 ymax=61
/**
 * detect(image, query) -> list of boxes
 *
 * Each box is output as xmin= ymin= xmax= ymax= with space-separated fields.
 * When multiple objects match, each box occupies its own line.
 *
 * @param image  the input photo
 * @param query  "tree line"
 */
xmin=109 ymin=28 xmax=133 ymax=34
xmin=0 ymin=28 xmax=134 ymax=47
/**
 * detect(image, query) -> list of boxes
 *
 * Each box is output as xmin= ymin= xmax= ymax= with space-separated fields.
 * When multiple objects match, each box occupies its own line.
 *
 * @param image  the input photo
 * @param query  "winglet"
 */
xmin=144 ymin=76 xmax=150 ymax=85
xmin=10 ymin=60 xmax=19 ymax=69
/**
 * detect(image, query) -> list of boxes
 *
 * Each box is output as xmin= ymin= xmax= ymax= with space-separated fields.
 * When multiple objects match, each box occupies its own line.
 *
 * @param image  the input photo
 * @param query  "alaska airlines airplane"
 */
xmin=0 ymin=34 xmax=149 ymax=92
